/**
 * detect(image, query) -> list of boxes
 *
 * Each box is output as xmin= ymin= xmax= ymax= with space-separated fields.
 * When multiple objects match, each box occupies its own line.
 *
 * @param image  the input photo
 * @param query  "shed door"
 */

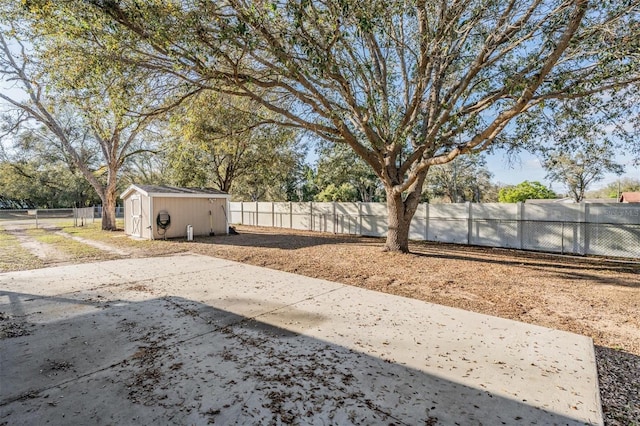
xmin=131 ymin=195 xmax=142 ymax=237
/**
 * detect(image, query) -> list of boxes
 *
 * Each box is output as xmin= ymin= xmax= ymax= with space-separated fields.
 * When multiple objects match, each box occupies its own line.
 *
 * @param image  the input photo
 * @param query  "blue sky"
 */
xmin=486 ymin=149 xmax=640 ymax=192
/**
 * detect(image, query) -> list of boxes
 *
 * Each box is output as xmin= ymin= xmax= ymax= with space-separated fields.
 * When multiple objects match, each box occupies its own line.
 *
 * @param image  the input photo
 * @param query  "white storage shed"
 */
xmin=120 ymin=184 xmax=230 ymax=240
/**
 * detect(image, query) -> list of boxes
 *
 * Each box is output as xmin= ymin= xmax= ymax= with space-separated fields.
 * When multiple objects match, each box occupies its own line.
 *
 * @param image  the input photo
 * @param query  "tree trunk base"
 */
xmin=382 ymin=245 xmax=410 ymax=254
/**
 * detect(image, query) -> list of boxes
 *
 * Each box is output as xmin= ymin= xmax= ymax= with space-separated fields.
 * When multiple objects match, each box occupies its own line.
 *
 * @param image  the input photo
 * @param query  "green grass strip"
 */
xmin=26 ymin=228 xmax=107 ymax=259
xmin=0 ymin=228 xmax=45 ymax=272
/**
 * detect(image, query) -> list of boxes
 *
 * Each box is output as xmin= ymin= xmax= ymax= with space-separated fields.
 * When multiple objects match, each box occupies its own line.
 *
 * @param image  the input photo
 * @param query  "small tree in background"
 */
xmin=315 ymin=144 xmax=383 ymax=202
xmin=498 ymin=181 xmax=557 ymax=203
xmin=423 ymin=155 xmax=496 ymax=203
xmin=542 ymin=140 xmax=623 ymax=202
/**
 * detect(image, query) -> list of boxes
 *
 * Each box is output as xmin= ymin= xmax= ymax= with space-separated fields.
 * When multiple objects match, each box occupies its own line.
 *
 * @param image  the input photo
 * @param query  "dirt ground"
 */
xmin=2 ymin=223 xmax=639 ymax=424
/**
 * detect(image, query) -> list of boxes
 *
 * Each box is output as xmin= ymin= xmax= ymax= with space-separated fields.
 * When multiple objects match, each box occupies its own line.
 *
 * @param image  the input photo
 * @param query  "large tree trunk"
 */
xmin=101 ymin=171 xmax=118 ymax=231
xmin=384 ymin=189 xmax=422 ymax=253
xmin=383 ymin=170 xmax=428 ymax=253
xmin=101 ymin=191 xmax=117 ymax=230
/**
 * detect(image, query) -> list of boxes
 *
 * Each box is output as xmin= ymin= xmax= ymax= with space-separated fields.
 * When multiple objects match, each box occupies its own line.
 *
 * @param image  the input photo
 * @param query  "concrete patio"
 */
xmin=0 ymin=254 xmax=602 ymax=425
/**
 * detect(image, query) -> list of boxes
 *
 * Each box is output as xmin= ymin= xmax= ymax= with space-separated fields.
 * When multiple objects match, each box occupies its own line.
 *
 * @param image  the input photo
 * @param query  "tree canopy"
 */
xmin=0 ymin=3 xmax=176 ymax=228
xmin=164 ymin=91 xmax=303 ymax=200
xmin=314 ymin=143 xmax=383 ymax=202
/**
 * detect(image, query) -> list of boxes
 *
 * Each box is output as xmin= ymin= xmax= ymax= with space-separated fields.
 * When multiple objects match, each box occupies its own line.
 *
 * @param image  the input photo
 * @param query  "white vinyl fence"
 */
xmin=229 ymin=201 xmax=640 ymax=259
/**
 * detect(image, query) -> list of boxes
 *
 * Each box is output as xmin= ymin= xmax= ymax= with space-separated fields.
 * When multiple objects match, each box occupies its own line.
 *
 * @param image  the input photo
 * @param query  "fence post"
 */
xmin=358 ymin=202 xmax=363 ymax=235
xmin=271 ymin=202 xmax=275 ymax=227
xmin=467 ymin=202 xmax=473 ymax=245
xmin=333 ymin=202 xmax=337 ymax=234
xmin=583 ymin=203 xmax=589 ymax=255
xmin=240 ymin=202 xmax=244 ymax=225
xmin=310 ymin=201 xmax=314 ymax=232
xmin=424 ymin=203 xmax=429 ymax=241
xmin=289 ymin=202 xmax=293 ymax=229
xmin=517 ymin=202 xmax=524 ymax=250
xmin=35 ymin=209 xmax=39 ymax=229
xmin=255 ymin=201 xmax=258 ymax=226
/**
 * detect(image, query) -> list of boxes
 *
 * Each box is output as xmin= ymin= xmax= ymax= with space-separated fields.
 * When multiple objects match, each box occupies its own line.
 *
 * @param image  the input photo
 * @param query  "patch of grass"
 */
xmin=62 ymin=222 xmax=189 ymax=257
xmin=26 ymin=228 xmax=107 ymax=259
xmin=0 ymin=228 xmax=44 ymax=272
xmin=63 ymin=221 xmax=123 ymax=241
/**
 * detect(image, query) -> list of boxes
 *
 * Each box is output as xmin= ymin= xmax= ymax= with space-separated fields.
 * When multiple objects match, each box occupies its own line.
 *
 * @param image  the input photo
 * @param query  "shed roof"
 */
xmin=619 ymin=192 xmax=640 ymax=203
xmin=120 ymin=184 xmax=229 ymax=200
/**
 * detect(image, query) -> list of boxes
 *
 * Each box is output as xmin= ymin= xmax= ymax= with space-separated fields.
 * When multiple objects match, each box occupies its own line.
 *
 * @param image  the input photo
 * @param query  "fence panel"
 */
xmin=0 ymin=208 xmax=76 ymax=228
xmin=335 ymin=203 xmax=360 ymax=234
xmin=273 ymin=202 xmax=291 ymax=228
xmin=0 ymin=209 xmax=30 ymax=221
xmin=360 ymin=203 xmax=387 ymax=237
xmin=73 ymin=207 xmax=95 ymax=226
xmin=229 ymin=202 xmax=243 ymax=224
xmin=409 ymin=204 xmax=427 ymax=240
xmin=291 ymin=203 xmax=311 ymax=230
xmin=587 ymin=223 xmax=640 ymax=257
xmin=256 ymin=202 xmax=273 ymax=226
xmin=522 ymin=221 xmax=566 ymax=254
xmin=427 ymin=204 xmax=468 ymax=244
xmin=523 ymin=203 xmax=584 ymax=222
xmin=311 ymin=203 xmax=334 ymax=233
xmin=240 ymin=202 xmax=257 ymax=226
xmin=470 ymin=220 xmax=519 ymax=248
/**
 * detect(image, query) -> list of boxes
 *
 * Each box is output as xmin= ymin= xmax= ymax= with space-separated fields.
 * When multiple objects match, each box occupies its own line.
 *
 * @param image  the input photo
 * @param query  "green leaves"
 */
xmin=164 ymin=91 xmax=303 ymax=200
xmin=498 ymin=181 xmax=557 ymax=203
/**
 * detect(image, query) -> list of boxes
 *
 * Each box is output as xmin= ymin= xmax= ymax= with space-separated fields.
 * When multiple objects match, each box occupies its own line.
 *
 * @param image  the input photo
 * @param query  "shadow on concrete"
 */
xmin=0 ymin=289 xmax=594 ymax=425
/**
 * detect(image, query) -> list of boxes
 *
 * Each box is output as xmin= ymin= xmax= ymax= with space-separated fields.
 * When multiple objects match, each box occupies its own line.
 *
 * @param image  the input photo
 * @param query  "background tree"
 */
xmin=0 ymin=12 xmax=164 ymax=229
xmin=498 ymin=181 xmax=557 ymax=203
xmin=0 ymin=160 xmax=100 ymax=208
xmin=284 ymin=164 xmax=319 ymax=202
xmin=0 ymin=125 xmax=100 ymax=208
xmin=314 ymin=144 xmax=383 ymax=202
xmin=542 ymin=139 xmax=624 ymax=202
xmin=315 ymin=183 xmax=359 ymax=202
xmin=164 ymin=91 xmax=303 ymax=201
xmin=26 ymin=1 xmax=640 ymax=250
xmin=585 ymin=177 xmax=640 ymax=200
xmin=423 ymin=155 xmax=496 ymax=203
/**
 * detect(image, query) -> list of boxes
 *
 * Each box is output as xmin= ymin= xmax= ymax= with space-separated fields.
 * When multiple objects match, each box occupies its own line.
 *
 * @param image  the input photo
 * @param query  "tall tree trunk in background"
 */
xmin=100 ymin=169 xmax=118 ymax=230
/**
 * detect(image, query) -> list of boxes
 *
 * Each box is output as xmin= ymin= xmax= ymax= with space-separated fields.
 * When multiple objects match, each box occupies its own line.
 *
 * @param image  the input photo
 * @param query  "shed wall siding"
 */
xmin=140 ymin=193 xmax=151 ymax=240
xmin=123 ymin=196 xmax=131 ymax=235
xmin=152 ymin=197 xmax=228 ymax=239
